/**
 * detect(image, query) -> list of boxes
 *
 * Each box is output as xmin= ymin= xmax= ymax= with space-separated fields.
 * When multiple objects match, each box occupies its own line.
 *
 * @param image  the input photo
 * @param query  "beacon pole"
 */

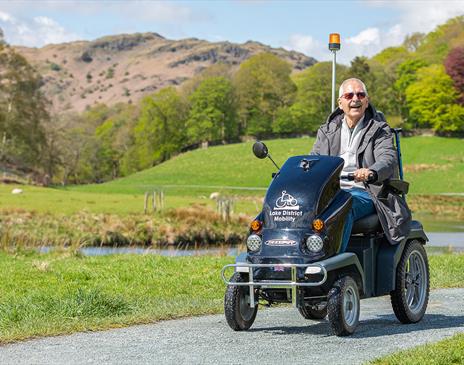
xmin=329 ymin=33 xmax=341 ymax=112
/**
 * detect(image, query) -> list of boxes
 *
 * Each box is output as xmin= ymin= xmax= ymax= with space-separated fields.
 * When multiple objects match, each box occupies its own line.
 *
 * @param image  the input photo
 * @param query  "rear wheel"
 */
xmin=298 ymin=304 xmax=327 ymax=320
xmin=390 ymin=240 xmax=429 ymax=323
xmin=224 ymin=272 xmax=258 ymax=331
xmin=328 ymin=276 xmax=360 ymax=336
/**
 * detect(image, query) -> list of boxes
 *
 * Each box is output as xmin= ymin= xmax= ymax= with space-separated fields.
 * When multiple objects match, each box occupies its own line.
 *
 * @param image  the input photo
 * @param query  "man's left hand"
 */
xmin=354 ymin=168 xmax=374 ymax=182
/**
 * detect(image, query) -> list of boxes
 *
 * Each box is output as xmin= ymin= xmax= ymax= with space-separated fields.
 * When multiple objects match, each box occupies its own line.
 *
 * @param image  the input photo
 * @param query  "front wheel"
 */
xmin=224 ymin=272 xmax=258 ymax=331
xmin=390 ymin=240 xmax=429 ymax=324
xmin=328 ymin=276 xmax=360 ymax=336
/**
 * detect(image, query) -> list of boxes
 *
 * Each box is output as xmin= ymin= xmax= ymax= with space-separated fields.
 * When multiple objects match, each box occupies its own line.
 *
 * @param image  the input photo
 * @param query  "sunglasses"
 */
xmin=341 ymin=92 xmax=367 ymax=100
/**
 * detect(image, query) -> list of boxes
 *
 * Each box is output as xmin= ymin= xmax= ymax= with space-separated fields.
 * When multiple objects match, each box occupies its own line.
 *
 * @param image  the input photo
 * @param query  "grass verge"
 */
xmin=0 ymin=251 xmax=233 ymax=344
xmin=370 ymin=333 xmax=464 ymax=364
xmin=1 ymin=251 xmax=463 ymax=344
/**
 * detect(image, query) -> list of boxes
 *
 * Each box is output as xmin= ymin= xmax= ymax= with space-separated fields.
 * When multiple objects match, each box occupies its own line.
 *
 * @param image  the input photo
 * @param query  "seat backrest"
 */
xmin=385 ymin=179 xmax=409 ymax=195
xmin=391 ymin=128 xmax=404 ymax=181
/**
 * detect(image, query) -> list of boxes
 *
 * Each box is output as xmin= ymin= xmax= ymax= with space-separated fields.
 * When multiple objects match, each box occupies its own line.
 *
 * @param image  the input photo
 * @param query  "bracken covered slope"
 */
xmin=14 ymin=32 xmax=316 ymax=113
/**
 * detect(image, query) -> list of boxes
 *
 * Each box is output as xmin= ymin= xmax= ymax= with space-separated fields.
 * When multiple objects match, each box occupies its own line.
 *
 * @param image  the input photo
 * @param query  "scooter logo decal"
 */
xmin=265 ymin=239 xmax=297 ymax=246
xmin=271 ymin=191 xmax=303 ymax=222
xmin=274 ymin=191 xmax=300 ymax=210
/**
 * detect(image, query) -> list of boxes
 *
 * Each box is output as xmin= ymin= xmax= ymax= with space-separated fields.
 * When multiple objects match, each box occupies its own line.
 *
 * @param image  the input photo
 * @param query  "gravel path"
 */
xmin=1 ymin=288 xmax=463 ymax=365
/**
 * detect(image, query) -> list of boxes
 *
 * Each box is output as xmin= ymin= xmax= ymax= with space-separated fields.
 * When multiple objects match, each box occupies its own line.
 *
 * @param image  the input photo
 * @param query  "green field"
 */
xmin=1 ymin=136 xmax=462 ymax=217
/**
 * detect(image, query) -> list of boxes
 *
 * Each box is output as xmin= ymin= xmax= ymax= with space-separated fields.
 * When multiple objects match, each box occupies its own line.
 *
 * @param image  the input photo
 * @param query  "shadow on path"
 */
xmin=249 ymin=313 xmax=464 ymax=338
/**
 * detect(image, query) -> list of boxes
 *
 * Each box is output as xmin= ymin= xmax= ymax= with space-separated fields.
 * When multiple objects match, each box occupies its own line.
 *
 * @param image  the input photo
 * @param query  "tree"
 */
xmin=95 ymin=103 xmax=139 ymax=179
xmin=0 ymin=42 xmax=50 ymax=174
xmin=444 ymin=46 xmax=464 ymax=104
xmin=234 ymin=53 xmax=296 ymax=136
xmin=180 ymin=63 xmax=233 ymax=98
xmin=358 ymin=51 xmax=422 ymax=120
xmin=394 ymin=59 xmax=428 ymax=121
xmin=49 ymin=111 xmax=90 ymax=184
xmin=367 ymin=62 xmax=401 ymax=119
xmin=283 ymin=62 xmax=348 ymax=134
xmin=349 ymin=56 xmax=371 ymax=82
xmin=130 ymin=87 xmax=187 ymax=170
xmin=371 ymin=46 xmax=410 ymax=76
xmin=186 ymin=76 xmax=237 ymax=144
xmin=405 ymin=64 xmax=464 ymax=132
xmin=395 ymin=59 xmax=428 ymax=92
xmin=414 ymin=16 xmax=464 ymax=64
xmin=403 ymin=32 xmax=425 ymax=52
xmin=73 ymin=104 xmax=115 ymax=183
xmin=48 ymin=103 xmax=139 ymax=184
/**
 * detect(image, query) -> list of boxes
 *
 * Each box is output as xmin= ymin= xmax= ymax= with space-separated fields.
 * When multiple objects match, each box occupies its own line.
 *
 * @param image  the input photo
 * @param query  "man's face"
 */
xmin=338 ymin=81 xmax=369 ymax=124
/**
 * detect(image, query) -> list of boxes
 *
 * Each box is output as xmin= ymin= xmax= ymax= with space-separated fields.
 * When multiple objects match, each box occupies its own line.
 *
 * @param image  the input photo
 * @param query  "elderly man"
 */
xmin=311 ymin=78 xmax=410 ymax=251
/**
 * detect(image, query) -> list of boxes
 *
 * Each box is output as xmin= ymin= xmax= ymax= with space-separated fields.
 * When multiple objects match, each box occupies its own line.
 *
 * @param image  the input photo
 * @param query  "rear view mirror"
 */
xmin=252 ymin=141 xmax=268 ymax=159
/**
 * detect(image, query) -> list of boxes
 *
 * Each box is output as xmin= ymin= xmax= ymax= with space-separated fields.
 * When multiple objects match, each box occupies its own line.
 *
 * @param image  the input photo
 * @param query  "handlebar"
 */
xmin=340 ymin=172 xmax=376 ymax=183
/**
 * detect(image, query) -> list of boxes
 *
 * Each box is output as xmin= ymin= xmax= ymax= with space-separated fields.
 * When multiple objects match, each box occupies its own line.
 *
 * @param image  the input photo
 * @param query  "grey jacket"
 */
xmin=311 ymin=104 xmax=411 ymax=245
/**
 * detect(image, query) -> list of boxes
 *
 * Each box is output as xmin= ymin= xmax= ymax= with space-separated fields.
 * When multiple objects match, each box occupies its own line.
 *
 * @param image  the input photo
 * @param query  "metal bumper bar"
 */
xmin=221 ymin=263 xmax=328 ymax=308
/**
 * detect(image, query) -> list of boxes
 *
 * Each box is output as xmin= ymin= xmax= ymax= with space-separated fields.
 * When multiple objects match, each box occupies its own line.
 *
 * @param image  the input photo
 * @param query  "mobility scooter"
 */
xmin=221 ymin=135 xmax=429 ymax=336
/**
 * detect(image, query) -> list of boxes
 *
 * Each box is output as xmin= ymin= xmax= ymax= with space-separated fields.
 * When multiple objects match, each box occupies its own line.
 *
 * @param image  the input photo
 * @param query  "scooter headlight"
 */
xmin=306 ymin=234 xmax=323 ymax=253
xmin=247 ymin=234 xmax=262 ymax=252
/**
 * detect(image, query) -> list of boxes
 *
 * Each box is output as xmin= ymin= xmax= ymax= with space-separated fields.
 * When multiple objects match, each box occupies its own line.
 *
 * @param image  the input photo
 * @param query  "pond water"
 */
xmin=80 ymin=246 xmax=241 ymax=257
xmin=38 ymin=231 xmax=464 ymax=257
xmin=426 ymin=232 xmax=464 ymax=247
xmin=39 ymin=245 xmax=242 ymax=257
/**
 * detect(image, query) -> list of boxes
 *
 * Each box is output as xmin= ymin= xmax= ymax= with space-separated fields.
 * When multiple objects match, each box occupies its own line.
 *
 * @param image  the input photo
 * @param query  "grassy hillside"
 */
xmin=67 ymin=136 xmax=464 ymax=195
xmin=66 ymin=138 xmax=313 ymax=196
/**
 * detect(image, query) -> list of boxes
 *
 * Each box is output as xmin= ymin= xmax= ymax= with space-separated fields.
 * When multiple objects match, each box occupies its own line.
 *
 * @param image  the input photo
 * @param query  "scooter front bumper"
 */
xmin=221 ymin=262 xmax=327 ymax=308
xmin=221 ymin=252 xmax=364 ymax=308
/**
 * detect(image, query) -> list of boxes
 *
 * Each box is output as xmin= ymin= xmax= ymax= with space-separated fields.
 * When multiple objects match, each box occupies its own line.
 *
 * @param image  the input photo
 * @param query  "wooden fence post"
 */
xmin=144 ymin=192 xmax=149 ymax=214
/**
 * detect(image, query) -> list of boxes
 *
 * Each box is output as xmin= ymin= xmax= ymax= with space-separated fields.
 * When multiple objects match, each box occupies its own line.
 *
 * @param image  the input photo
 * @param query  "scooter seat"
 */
xmin=351 ymin=214 xmax=381 ymax=234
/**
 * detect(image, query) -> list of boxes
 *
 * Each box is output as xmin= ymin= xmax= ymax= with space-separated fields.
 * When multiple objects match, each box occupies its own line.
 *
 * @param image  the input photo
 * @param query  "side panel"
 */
xmin=375 ymin=221 xmax=427 ymax=295
xmin=376 ymin=239 xmax=406 ymax=295
xmin=347 ymin=235 xmax=381 ymax=298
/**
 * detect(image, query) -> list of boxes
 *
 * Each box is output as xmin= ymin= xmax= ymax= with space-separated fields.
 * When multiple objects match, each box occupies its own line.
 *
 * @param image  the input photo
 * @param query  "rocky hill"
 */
xmin=14 ymin=33 xmax=316 ymax=113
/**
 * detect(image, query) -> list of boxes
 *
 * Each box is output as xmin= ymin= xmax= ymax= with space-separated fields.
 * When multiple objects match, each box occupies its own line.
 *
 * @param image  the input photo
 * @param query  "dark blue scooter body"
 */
xmin=249 ymin=155 xmax=351 ymax=262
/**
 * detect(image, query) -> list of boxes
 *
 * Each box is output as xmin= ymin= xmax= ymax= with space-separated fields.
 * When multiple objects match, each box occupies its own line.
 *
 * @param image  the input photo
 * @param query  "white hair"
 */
xmin=338 ymin=78 xmax=368 ymax=98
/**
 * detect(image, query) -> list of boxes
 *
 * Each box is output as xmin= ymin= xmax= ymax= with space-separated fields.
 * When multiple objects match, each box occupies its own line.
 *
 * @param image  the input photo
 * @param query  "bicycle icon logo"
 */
xmin=275 ymin=190 xmax=299 ymax=210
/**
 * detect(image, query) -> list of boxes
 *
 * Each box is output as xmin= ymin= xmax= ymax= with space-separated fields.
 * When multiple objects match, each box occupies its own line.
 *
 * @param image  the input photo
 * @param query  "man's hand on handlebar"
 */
xmin=341 ymin=169 xmax=377 ymax=183
xmin=354 ymin=168 xmax=375 ymax=182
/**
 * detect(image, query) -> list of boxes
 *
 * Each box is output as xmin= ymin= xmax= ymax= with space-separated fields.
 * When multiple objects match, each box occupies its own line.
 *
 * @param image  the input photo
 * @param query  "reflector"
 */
xmin=312 ymin=219 xmax=324 ymax=231
xmin=250 ymin=220 xmax=262 ymax=232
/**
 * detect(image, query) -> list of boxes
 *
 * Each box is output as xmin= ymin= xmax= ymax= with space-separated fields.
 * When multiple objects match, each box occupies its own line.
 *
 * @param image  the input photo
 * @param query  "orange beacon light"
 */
xmin=329 ymin=33 xmax=341 ymax=51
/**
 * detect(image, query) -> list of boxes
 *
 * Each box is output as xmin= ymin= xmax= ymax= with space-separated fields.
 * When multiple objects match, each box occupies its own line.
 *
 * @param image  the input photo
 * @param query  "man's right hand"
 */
xmin=353 ymin=168 xmax=375 ymax=182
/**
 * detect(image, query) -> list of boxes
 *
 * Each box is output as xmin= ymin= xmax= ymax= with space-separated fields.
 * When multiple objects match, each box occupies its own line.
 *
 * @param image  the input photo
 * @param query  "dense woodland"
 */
xmin=1 ymin=17 xmax=464 ymax=185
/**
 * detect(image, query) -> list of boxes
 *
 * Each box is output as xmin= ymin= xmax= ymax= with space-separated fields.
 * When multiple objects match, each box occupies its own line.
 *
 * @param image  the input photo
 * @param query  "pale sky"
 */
xmin=0 ymin=0 xmax=463 ymax=64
